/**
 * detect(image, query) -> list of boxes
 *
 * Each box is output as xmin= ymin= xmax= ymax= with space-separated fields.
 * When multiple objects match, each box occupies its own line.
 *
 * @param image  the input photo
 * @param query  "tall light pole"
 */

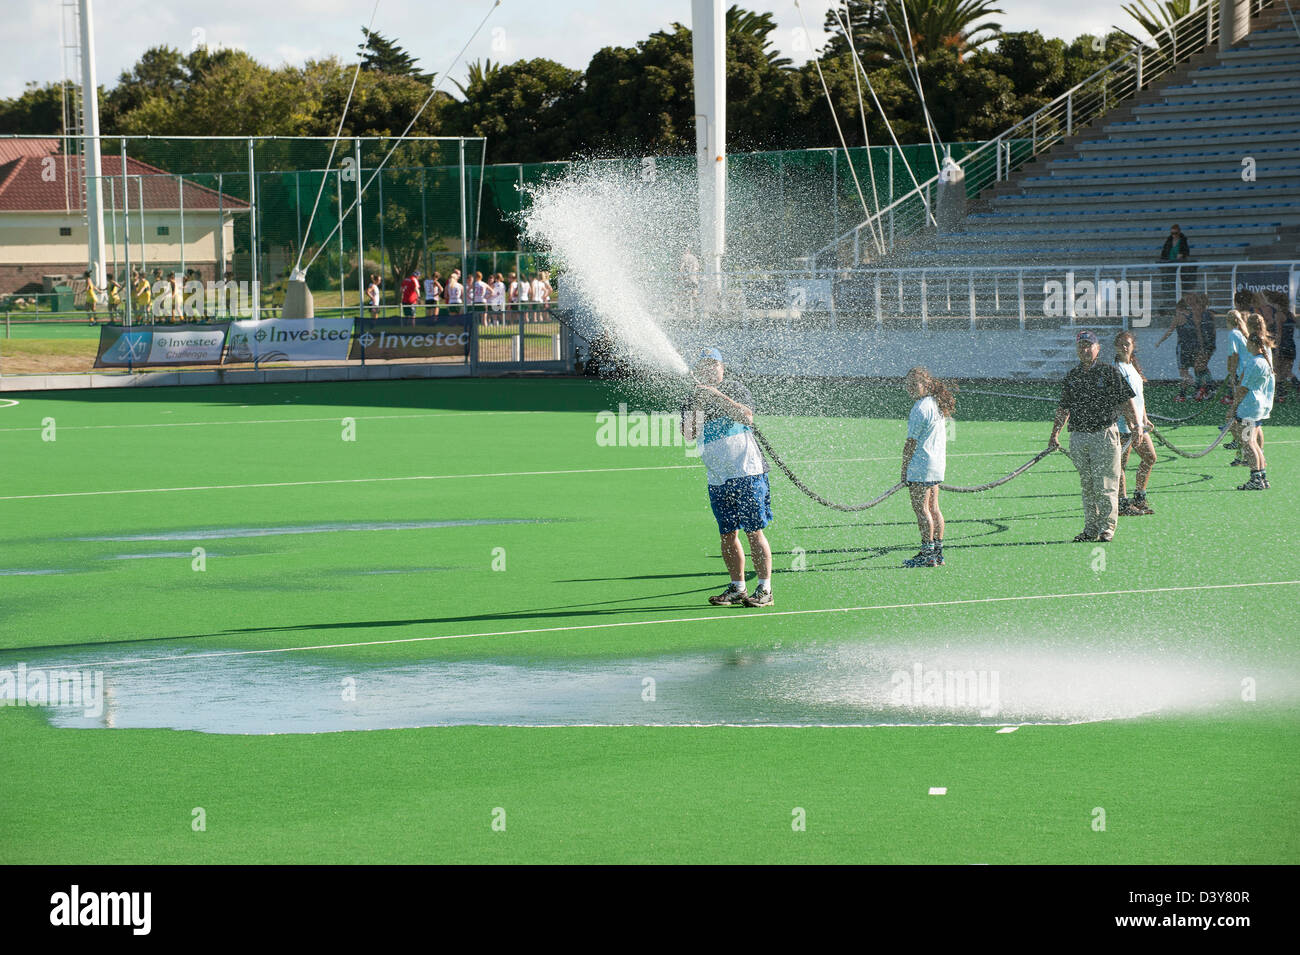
xmin=691 ymin=0 xmax=726 ymax=305
xmin=78 ymin=0 xmax=107 ymax=288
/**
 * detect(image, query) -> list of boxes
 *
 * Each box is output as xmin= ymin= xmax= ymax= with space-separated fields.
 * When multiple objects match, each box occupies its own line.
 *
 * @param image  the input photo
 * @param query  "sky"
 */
xmin=4 ymin=0 xmax=1122 ymax=101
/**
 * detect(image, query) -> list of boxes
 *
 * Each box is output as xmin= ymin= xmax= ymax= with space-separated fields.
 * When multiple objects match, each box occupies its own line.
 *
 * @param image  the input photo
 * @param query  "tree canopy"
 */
xmin=0 ymin=8 xmax=1156 ymax=161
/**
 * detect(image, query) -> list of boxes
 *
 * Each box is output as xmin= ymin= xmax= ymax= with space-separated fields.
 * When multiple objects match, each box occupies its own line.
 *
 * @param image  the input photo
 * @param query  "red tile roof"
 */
xmin=0 ymin=138 xmax=248 ymax=212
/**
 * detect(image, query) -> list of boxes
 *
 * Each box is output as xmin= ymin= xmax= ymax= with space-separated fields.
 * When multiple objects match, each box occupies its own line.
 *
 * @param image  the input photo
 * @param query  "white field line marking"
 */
xmin=0 ymin=409 xmax=545 ymax=434
xmin=0 ymin=399 xmax=19 ymax=408
xmin=26 ymin=579 xmax=1300 ymax=671
xmin=929 ymin=787 xmax=948 ymax=795
xmin=219 ymin=720 xmax=1105 ymax=735
xmin=964 ymin=389 xmax=1057 ymax=403
xmin=995 ymin=726 xmax=1019 ymax=734
xmin=0 ymin=448 xmax=1045 ymax=502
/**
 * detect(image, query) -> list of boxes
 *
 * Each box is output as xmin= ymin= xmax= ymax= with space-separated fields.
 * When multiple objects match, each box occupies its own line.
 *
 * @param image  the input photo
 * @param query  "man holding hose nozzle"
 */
xmin=1049 ymin=330 xmax=1142 ymax=543
xmin=681 ymin=348 xmax=775 ymax=608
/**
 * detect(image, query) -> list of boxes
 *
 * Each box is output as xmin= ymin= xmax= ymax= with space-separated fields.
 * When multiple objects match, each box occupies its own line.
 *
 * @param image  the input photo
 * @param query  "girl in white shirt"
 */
xmin=446 ymin=270 xmax=463 ymax=314
xmin=900 ymin=367 xmax=954 ymax=567
xmin=491 ymin=273 xmax=506 ymax=324
xmin=1113 ymin=332 xmax=1158 ymax=516
xmin=366 ymin=274 xmax=381 ymax=319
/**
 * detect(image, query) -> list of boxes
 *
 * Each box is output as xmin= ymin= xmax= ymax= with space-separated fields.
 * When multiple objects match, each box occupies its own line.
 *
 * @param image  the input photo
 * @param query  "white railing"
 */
xmin=697 ymin=259 xmax=1299 ymax=331
xmin=814 ymin=0 xmax=1279 ymax=269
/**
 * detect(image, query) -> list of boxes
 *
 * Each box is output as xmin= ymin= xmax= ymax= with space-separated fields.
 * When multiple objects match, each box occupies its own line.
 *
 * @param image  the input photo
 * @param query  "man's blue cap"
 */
xmin=698 ymin=347 xmax=723 ymax=363
xmin=1076 ymin=330 xmax=1098 ymax=344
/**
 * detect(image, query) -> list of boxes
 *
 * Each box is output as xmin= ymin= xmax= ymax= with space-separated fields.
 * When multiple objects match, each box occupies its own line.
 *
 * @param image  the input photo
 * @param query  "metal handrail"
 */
xmin=815 ymin=0 xmax=1279 ymax=268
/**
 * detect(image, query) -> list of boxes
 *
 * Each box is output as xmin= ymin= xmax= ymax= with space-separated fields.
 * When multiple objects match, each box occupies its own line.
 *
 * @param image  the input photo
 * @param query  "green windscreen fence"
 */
xmin=11 ymin=135 xmax=1019 ymax=305
xmin=475 ymin=142 xmax=1024 ymax=267
xmin=80 ymin=136 xmax=485 ymax=312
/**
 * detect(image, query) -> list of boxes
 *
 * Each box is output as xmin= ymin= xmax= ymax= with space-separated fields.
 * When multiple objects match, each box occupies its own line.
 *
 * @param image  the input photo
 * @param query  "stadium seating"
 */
xmin=920 ymin=4 xmax=1300 ymax=265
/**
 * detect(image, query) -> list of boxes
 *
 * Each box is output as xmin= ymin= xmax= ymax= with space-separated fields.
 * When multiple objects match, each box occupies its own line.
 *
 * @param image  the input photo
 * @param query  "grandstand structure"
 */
xmin=818 ymin=0 xmax=1298 ymax=268
xmin=944 ymin=2 xmax=1300 ymax=265
xmin=778 ymin=0 xmax=1300 ymax=380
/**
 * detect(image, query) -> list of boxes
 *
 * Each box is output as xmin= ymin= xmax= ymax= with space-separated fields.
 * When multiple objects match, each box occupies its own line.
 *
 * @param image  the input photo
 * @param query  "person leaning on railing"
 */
xmin=1157 ymin=224 xmax=1191 ymax=316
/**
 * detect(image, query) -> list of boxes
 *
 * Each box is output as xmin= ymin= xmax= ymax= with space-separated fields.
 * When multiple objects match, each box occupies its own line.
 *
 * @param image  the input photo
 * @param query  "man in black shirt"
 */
xmin=1049 ymin=330 xmax=1143 ymax=542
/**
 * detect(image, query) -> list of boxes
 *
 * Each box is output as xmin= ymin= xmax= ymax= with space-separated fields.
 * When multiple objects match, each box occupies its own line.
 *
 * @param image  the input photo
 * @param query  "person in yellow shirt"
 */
xmin=133 ymin=270 xmax=153 ymax=323
xmin=107 ymin=275 xmax=122 ymax=322
xmin=83 ymin=270 xmax=100 ymax=324
xmin=169 ymin=272 xmax=182 ymax=323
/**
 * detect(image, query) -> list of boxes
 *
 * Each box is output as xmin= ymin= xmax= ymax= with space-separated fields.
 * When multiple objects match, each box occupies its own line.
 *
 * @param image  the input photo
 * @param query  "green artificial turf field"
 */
xmin=0 ymin=377 xmax=1296 ymax=863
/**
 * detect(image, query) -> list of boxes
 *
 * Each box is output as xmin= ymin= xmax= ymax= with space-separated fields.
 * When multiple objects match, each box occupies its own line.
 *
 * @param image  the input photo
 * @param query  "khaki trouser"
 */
xmin=1068 ymin=426 xmax=1121 ymax=538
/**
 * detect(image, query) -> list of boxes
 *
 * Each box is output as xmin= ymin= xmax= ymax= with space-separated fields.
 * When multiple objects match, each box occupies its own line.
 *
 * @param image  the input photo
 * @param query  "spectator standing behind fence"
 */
xmin=516 ymin=269 xmax=530 ymax=321
xmin=491 ymin=273 xmax=506 ymax=323
xmin=1048 ymin=330 xmax=1142 ymax=543
xmin=471 ymin=271 xmax=489 ymax=325
xmin=366 ymin=274 xmax=381 ymax=319
xmin=169 ymin=272 xmax=183 ymax=323
xmin=1158 ymin=224 xmax=1191 ymax=315
xmin=400 ymin=270 xmax=421 ymax=322
xmin=424 ymin=271 xmax=443 ymax=318
xmin=446 ymin=269 xmax=463 ymax=313
xmin=133 ymin=270 xmax=151 ymax=323
xmin=81 ymin=270 xmax=100 ymax=324
xmin=185 ymin=269 xmax=203 ymax=320
xmin=219 ymin=269 xmax=235 ymax=318
xmin=107 ymin=275 xmax=122 ymax=322
xmin=508 ymin=271 xmax=521 ymax=313
xmin=531 ymin=271 xmax=550 ymax=323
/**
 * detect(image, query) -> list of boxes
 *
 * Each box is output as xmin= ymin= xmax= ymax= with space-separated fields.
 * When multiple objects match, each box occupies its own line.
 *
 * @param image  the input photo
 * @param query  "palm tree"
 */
xmin=893 ymin=0 xmax=1004 ymax=59
xmin=1117 ymin=0 xmax=1204 ymax=47
xmin=726 ymin=6 xmax=793 ymax=68
xmin=832 ymin=0 xmax=1004 ymax=63
xmin=454 ymin=59 xmax=502 ymax=98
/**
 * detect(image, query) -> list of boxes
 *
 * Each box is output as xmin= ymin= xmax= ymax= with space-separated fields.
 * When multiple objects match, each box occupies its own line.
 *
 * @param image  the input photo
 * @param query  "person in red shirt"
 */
xmin=400 ymin=270 xmax=421 ymax=322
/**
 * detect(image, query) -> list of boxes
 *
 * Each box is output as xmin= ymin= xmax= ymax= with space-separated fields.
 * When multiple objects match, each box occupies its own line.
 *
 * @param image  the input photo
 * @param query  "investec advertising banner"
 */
xmin=94 ymin=324 xmax=229 ymax=367
xmin=225 ymin=318 xmax=355 ymax=363
xmin=1235 ymin=269 xmax=1300 ymax=302
xmin=349 ymin=317 xmax=471 ymax=360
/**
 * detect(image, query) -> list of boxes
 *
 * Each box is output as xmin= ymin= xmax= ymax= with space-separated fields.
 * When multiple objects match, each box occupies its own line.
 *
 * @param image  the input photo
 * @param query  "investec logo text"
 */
xmin=50 ymin=885 xmax=151 ymax=935
xmin=255 ymin=326 xmax=351 ymax=343
xmin=596 ymin=403 xmax=701 ymax=457
xmin=0 ymin=663 xmax=103 ymax=717
xmin=154 ymin=333 xmax=221 ymax=347
xmin=357 ymin=330 xmax=470 ymax=348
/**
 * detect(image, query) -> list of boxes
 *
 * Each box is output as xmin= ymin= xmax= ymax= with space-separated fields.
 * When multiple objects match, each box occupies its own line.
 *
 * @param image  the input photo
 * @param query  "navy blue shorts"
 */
xmin=708 ymin=474 xmax=773 ymax=535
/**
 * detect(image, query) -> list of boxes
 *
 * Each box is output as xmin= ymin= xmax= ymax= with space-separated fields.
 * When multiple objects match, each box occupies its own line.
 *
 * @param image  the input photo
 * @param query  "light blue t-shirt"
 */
xmin=1228 ymin=328 xmax=1248 ymax=364
xmin=906 ymin=395 xmax=947 ymax=483
xmin=683 ymin=380 xmax=768 ymax=486
xmin=1237 ymin=352 xmax=1274 ymax=422
xmin=1115 ymin=362 xmax=1145 ymax=435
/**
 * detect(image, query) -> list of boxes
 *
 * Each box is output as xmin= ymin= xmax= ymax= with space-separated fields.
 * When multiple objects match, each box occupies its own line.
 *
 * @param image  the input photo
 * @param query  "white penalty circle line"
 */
xmin=26 ymin=578 xmax=1300 ymax=672
xmin=0 ymin=399 xmax=18 ymax=408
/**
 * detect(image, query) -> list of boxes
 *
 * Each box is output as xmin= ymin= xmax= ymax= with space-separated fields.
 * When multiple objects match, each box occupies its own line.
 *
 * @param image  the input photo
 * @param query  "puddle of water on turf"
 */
xmin=8 ymin=641 xmax=1291 ymax=735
